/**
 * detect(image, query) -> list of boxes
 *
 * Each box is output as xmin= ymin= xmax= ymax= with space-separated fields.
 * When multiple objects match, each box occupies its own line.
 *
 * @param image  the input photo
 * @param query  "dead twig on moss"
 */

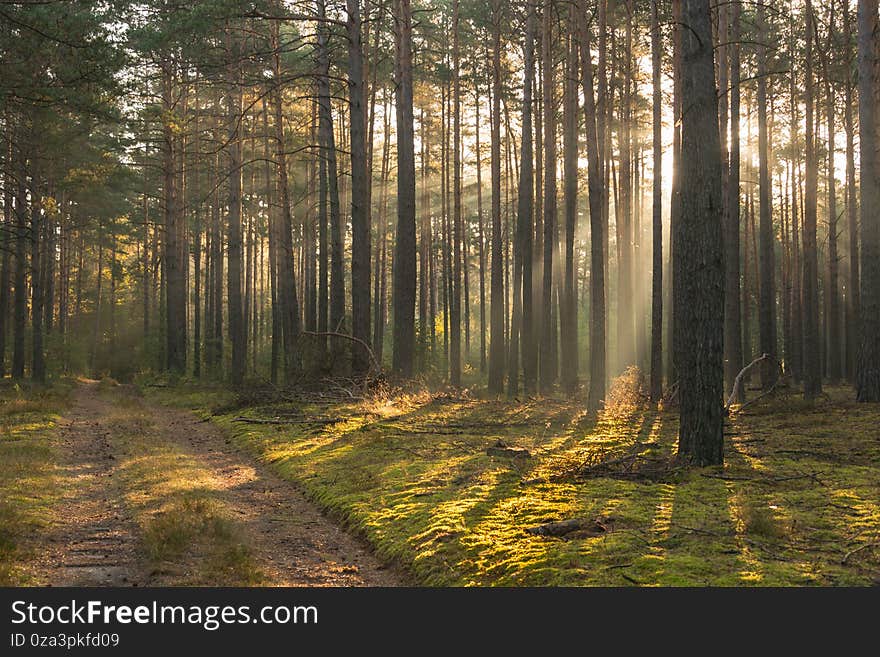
xmin=842 ymin=541 xmax=880 ymax=564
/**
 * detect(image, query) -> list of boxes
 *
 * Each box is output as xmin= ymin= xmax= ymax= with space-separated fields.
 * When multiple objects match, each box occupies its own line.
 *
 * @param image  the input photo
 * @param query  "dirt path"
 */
xmin=33 ymin=380 xmax=401 ymax=587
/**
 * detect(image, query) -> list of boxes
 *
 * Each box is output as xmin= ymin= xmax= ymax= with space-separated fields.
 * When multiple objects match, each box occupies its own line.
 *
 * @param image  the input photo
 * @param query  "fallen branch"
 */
xmin=842 ymin=541 xmax=880 ymax=564
xmin=725 ymin=353 xmax=768 ymax=412
xmin=232 ymin=416 xmax=340 ymax=425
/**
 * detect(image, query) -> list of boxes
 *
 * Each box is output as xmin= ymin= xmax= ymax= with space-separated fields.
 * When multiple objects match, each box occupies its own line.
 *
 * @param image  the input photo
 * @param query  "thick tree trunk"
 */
xmin=676 ymin=0 xmax=725 ymax=466
xmin=857 ymin=0 xmax=880 ymax=401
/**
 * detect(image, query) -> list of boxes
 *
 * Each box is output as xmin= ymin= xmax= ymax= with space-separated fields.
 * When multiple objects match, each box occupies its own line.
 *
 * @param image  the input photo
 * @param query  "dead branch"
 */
xmin=232 ymin=416 xmax=340 ymax=425
xmin=725 ymin=353 xmax=768 ymax=412
xmin=842 ymin=541 xmax=880 ymax=564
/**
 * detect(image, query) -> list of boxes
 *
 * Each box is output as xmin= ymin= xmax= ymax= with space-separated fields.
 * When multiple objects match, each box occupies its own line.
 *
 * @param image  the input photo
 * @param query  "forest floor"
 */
xmin=0 ymin=378 xmax=400 ymax=586
xmin=143 ymin=373 xmax=880 ymax=586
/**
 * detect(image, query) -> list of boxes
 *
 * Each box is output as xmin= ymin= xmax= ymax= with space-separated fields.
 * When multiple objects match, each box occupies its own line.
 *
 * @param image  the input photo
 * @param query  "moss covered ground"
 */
xmin=145 ymin=378 xmax=880 ymax=587
xmin=0 ymin=379 xmax=72 ymax=584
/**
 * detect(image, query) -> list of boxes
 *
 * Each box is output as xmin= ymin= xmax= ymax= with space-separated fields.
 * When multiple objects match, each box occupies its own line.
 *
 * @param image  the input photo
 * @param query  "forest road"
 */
xmin=31 ymin=380 xmax=402 ymax=586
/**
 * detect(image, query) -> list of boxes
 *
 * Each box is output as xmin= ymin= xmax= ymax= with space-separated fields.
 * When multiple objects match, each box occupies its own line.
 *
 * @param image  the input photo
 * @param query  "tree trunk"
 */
xmin=649 ymin=0 xmax=663 ymax=401
xmin=271 ymin=19 xmax=301 ymax=380
xmin=163 ymin=58 xmax=186 ymax=375
xmin=539 ymin=0 xmax=556 ymax=393
xmin=561 ymin=6 xmax=579 ymax=394
xmin=226 ymin=28 xmax=246 ymax=386
xmin=317 ymin=0 xmax=344 ymax=364
xmin=857 ymin=0 xmax=880 ymax=401
xmin=803 ymin=0 xmax=823 ymax=400
xmin=392 ymin=0 xmax=417 ymax=377
xmin=348 ymin=0 xmax=372 ymax=374
xmin=676 ymin=0 xmax=725 ymax=466
xmin=487 ymin=0 xmax=506 ymax=393
xmin=756 ymin=5 xmax=778 ymax=390
xmin=30 ymin=166 xmax=45 ymax=382
xmin=844 ymin=0 xmax=860 ymax=383
xmin=519 ymin=1 xmax=537 ymax=396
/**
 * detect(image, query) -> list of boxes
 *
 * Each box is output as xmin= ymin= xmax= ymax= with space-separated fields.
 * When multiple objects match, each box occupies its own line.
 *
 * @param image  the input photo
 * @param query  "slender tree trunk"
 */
xmin=803 ymin=0 xmax=823 ymax=400
xmin=12 ymin=152 xmax=26 ymax=380
xmin=271 ymin=20 xmax=301 ymax=380
xmin=448 ymin=0 xmax=463 ymax=385
xmin=757 ymin=5 xmax=778 ymax=390
xmin=30 ymin=166 xmax=45 ymax=382
xmin=226 ymin=28 xmax=246 ymax=386
xmin=475 ymin=75 xmax=487 ymax=374
xmin=539 ymin=0 xmax=556 ymax=393
xmin=519 ymin=1 xmax=537 ymax=396
xmin=561 ymin=7 xmax=579 ymax=394
xmin=163 ymin=58 xmax=186 ymax=375
xmin=578 ymin=0 xmax=606 ymax=412
xmin=392 ymin=0 xmax=417 ymax=377
xmin=823 ymin=7 xmax=842 ymax=384
xmin=487 ymin=0 xmax=506 ymax=393
xmin=317 ymin=0 xmax=344 ymax=362
xmin=348 ymin=0 xmax=372 ymax=374
xmin=845 ymin=0 xmax=860 ymax=383
xmin=725 ymin=0 xmax=744 ymax=401
xmin=649 ymin=0 xmax=663 ymax=401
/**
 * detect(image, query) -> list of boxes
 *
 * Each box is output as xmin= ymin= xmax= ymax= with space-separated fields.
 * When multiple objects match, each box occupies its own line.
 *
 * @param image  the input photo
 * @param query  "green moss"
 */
xmin=145 ymin=384 xmax=880 ymax=586
xmin=0 ymin=379 xmax=72 ymax=584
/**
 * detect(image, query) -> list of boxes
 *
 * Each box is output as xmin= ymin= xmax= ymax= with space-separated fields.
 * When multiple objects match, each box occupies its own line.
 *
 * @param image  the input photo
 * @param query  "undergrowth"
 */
xmin=0 ymin=378 xmax=73 ymax=584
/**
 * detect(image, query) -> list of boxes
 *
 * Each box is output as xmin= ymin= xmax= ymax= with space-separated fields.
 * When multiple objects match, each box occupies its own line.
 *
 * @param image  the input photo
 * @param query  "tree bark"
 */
xmin=487 ymin=0 xmax=506 ymax=393
xmin=756 ymin=4 xmax=778 ymax=390
xmin=857 ymin=0 xmax=880 ymax=401
xmin=676 ymin=0 xmax=725 ymax=466
xmin=649 ymin=0 xmax=663 ymax=401
xmin=392 ymin=0 xmax=417 ymax=377
xmin=347 ymin=0 xmax=371 ymax=374
xmin=803 ymin=0 xmax=823 ymax=400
